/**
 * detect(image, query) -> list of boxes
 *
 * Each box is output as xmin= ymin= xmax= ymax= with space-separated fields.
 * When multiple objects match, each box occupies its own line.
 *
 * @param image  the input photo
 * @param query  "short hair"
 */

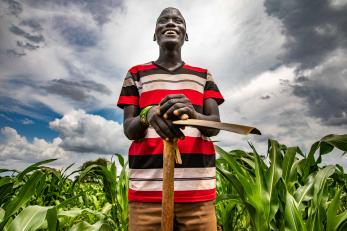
xmin=157 ymin=7 xmax=186 ymax=26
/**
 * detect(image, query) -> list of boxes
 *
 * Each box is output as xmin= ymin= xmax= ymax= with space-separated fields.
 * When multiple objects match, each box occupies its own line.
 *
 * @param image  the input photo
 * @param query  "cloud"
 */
xmin=20 ymin=118 xmax=34 ymax=125
xmin=0 ymin=127 xmax=65 ymax=161
xmin=264 ymin=0 xmax=347 ymax=126
xmin=49 ymin=109 xmax=130 ymax=154
xmin=264 ymin=0 xmax=347 ymax=70
xmin=42 ymin=79 xmax=111 ymax=102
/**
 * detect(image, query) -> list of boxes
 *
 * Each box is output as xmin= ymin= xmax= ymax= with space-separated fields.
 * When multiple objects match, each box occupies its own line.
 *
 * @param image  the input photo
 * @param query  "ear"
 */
xmin=185 ymin=33 xmax=189 ymax=41
xmin=153 ymin=34 xmax=156 ymax=41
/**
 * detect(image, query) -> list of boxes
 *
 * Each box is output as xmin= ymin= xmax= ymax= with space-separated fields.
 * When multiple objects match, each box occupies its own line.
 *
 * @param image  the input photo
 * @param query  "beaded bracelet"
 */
xmin=140 ymin=105 xmax=155 ymax=126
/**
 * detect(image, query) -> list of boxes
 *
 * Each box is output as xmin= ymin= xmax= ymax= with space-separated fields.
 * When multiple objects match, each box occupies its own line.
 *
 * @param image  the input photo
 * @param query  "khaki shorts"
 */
xmin=129 ymin=200 xmax=217 ymax=231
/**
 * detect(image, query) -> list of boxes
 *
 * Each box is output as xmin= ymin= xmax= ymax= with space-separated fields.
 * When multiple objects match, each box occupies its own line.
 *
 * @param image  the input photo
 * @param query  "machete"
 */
xmin=173 ymin=119 xmax=261 ymax=135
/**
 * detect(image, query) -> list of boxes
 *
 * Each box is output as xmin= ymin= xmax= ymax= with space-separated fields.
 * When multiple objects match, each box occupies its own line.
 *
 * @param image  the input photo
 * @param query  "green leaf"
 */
xmin=321 ymin=134 xmax=347 ymax=152
xmin=0 ymin=208 xmax=5 ymax=223
xmin=16 ymin=159 xmax=56 ymax=181
xmin=7 ymin=205 xmax=54 ymax=231
xmin=284 ymin=193 xmax=307 ymax=231
xmin=69 ymin=221 xmax=112 ymax=231
xmin=327 ymin=188 xmax=347 ymax=231
xmin=115 ymin=154 xmax=125 ymax=167
xmin=1 ymin=171 xmax=45 ymax=229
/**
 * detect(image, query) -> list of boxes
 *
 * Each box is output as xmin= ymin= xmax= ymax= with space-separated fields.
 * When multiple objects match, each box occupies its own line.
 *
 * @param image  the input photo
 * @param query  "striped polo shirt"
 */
xmin=117 ymin=61 xmax=224 ymax=203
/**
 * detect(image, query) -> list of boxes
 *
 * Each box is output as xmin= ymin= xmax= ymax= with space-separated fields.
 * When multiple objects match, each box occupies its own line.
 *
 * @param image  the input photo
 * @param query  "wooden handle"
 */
xmin=161 ymin=140 xmax=176 ymax=231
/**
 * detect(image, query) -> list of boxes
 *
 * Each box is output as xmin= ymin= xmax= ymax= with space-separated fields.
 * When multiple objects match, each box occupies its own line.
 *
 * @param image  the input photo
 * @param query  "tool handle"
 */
xmin=161 ymin=139 xmax=175 ymax=231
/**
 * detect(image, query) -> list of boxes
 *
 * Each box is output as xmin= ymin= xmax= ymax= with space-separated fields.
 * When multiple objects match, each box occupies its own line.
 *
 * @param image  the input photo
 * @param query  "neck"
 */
xmin=155 ymin=47 xmax=182 ymax=67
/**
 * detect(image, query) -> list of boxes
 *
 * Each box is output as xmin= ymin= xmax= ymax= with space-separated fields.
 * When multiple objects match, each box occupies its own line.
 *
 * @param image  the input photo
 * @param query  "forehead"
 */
xmin=157 ymin=8 xmax=185 ymax=20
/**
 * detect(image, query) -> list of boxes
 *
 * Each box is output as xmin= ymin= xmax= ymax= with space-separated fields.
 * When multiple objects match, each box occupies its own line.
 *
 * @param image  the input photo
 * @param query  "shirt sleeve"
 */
xmin=203 ymin=71 xmax=224 ymax=105
xmin=117 ymin=71 xmax=140 ymax=109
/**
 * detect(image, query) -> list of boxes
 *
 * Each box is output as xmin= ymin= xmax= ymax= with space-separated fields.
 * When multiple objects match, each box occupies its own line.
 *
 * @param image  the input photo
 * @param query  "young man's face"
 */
xmin=155 ymin=8 xmax=186 ymax=49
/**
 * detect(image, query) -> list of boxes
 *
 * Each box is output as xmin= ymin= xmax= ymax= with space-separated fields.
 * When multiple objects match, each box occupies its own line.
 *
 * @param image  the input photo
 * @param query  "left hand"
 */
xmin=158 ymin=94 xmax=197 ymax=120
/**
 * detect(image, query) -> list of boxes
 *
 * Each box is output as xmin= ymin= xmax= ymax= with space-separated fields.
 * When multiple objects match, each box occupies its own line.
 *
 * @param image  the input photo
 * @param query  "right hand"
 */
xmin=147 ymin=106 xmax=185 ymax=140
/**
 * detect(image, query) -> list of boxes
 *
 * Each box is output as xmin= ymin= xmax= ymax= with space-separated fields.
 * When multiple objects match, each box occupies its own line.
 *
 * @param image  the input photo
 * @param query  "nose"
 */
xmin=165 ymin=19 xmax=176 ymax=27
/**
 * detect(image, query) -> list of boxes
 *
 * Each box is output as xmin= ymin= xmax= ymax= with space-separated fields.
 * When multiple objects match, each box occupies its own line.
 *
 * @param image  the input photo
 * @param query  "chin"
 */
xmin=160 ymin=39 xmax=183 ymax=50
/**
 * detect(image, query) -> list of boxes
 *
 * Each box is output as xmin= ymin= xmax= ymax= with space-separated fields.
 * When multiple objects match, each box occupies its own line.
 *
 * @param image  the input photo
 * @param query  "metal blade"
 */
xmin=172 ymin=119 xmax=261 ymax=135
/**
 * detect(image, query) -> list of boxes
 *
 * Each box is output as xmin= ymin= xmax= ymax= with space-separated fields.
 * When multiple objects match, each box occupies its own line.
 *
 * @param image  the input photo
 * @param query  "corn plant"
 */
xmin=0 ymin=154 xmax=128 ymax=231
xmin=215 ymin=134 xmax=347 ymax=231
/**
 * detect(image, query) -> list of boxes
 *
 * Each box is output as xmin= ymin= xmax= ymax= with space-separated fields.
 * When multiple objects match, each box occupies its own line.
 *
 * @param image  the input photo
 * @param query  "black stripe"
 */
xmin=129 ymin=154 xmax=215 ymax=169
xmin=204 ymin=81 xmax=219 ymax=91
xmin=142 ymin=79 xmax=204 ymax=87
xmin=133 ymin=68 xmax=207 ymax=79
xmin=129 ymin=177 xmax=215 ymax=181
xmin=120 ymin=85 xmax=139 ymax=96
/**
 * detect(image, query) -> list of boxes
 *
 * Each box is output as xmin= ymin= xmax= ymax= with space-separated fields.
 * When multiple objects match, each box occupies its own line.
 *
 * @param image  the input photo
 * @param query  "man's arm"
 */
xmin=123 ymin=105 xmax=184 ymax=140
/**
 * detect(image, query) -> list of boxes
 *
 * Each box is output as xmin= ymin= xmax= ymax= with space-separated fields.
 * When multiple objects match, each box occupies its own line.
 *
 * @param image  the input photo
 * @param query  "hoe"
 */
xmin=161 ymin=117 xmax=261 ymax=230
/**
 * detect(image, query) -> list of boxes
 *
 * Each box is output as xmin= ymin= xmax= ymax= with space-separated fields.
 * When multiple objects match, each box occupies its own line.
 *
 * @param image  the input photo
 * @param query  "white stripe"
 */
xmin=141 ymin=74 xmax=206 ymax=85
xmin=129 ymin=167 xmax=215 ymax=179
xmin=129 ymin=179 xmax=216 ymax=191
xmin=140 ymin=81 xmax=204 ymax=94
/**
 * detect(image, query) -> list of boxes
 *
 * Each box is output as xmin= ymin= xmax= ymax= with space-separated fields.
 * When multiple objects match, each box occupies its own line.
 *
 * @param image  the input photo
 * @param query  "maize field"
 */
xmin=0 ymin=134 xmax=346 ymax=230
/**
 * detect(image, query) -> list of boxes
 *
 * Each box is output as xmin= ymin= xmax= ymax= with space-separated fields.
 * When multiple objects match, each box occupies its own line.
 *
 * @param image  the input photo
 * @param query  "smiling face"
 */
xmin=155 ymin=8 xmax=187 ymax=50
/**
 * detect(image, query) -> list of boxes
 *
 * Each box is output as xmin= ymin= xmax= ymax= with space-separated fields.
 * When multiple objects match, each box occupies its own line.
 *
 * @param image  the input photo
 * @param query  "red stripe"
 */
xmin=129 ymin=64 xmax=158 ymax=74
xmin=139 ymin=89 xmax=203 ymax=108
xmin=182 ymin=64 xmax=207 ymax=73
xmin=204 ymin=90 xmax=224 ymax=105
xmin=128 ymin=188 xmax=216 ymax=203
xmin=117 ymin=96 xmax=139 ymax=108
xmin=129 ymin=137 xmax=215 ymax=155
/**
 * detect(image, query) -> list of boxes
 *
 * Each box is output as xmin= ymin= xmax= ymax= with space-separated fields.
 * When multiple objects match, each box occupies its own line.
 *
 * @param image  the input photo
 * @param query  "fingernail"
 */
xmin=156 ymin=109 xmax=161 ymax=115
xmin=165 ymin=138 xmax=169 ymax=141
xmin=163 ymin=114 xmax=168 ymax=119
xmin=174 ymin=110 xmax=179 ymax=116
xmin=181 ymin=114 xmax=189 ymax=120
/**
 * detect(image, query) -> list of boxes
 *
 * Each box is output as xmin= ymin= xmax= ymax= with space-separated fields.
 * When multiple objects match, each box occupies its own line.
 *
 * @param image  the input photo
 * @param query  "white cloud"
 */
xmin=0 ymin=127 xmax=65 ymax=162
xmin=49 ymin=109 xmax=130 ymax=154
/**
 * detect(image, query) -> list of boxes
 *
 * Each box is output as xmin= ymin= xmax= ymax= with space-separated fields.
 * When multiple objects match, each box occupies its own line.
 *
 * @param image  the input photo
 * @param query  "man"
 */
xmin=117 ymin=7 xmax=224 ymax=230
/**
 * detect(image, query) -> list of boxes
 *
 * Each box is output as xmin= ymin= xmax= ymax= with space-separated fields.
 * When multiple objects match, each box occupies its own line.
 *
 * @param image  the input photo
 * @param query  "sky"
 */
xmin=0 ymin=0 xmax=347 ymax=171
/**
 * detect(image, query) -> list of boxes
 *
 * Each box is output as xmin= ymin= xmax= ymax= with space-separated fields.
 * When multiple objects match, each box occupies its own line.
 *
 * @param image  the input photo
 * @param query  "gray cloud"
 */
xmin=2 ymin=0 xmax=23 ymax=17
xmin=42 ymin=79 xmax=112 ymax=102
xmin=9 ymin=25 xmax=44 ymax=43
xmin=264 ymin=0 xmax=347 ymax=126
xmin=264 ymin=0 xmax=347 ymax=70
xmin=292 ymin=79 xmax=347 ymax=126
xmin=53 ymin=16 xmax=99 ymax=47
xmin=26 ymin=0 xmax=123 ymax=25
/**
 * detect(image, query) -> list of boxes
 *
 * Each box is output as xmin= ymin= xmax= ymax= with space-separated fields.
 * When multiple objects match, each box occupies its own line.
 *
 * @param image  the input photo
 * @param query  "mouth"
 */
xmin=162 ymin=29 xmax=179 ymax=36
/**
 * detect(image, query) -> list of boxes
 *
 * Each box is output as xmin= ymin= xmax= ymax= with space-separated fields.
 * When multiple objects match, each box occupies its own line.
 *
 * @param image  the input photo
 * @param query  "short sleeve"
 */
xmin=116 ymin=71 xmax=140 ymax=109
xmin=203 ymin=71 xmax=224 ymax=105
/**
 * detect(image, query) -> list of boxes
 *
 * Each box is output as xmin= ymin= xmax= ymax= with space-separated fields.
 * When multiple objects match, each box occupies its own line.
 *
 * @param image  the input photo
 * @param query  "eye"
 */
xmin=175 ymin=18 xmax=183 ymax=24
xmin=158 ymin=18 xmax=167 ymax=23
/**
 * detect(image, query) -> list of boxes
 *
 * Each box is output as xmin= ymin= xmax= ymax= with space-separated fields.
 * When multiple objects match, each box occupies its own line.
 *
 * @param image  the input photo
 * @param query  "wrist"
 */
xmin=140 ymin=105 xmax=156 ymax=126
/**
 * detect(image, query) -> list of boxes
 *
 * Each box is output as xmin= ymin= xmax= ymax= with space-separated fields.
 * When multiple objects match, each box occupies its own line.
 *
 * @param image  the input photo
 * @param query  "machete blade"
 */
xmin=172 ymin=119 xmax=261 ymax=135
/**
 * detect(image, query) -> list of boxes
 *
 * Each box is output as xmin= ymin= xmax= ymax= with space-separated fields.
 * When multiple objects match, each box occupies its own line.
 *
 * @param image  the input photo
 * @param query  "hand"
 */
xmin=158 ymin=94 xmax=197 ymax=120
xmin=147 ymin=106 xmax=185 ymax=140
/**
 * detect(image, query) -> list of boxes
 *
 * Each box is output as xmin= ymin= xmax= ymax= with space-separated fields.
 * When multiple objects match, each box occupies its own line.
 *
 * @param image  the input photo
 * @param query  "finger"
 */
xmin=164 ymin=103 xmax=186 ymax=119
xmin=159 ymin=94 xmax=186 ymax=107
xmin=166 ymin=120 xmax=185 ymax=139
xmin=156 ymin=118 xmax=176 ymax=139
xmin=161 ymin=99 xmax=189 ymax=117
xmin=172 ymin=107 xmax=192 ymax=119
xmin=151 ymin=119 xmax=168 ymax=139
xmin=180 ymin=114 xmax=189 ymax=120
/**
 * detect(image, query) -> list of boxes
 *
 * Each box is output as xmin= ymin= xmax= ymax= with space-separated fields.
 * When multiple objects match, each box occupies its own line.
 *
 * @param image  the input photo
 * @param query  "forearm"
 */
xmin=195 ymin=112 xmax=220 ymax=137
xmin=124 ymin=115 xmax=148 ymax=140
